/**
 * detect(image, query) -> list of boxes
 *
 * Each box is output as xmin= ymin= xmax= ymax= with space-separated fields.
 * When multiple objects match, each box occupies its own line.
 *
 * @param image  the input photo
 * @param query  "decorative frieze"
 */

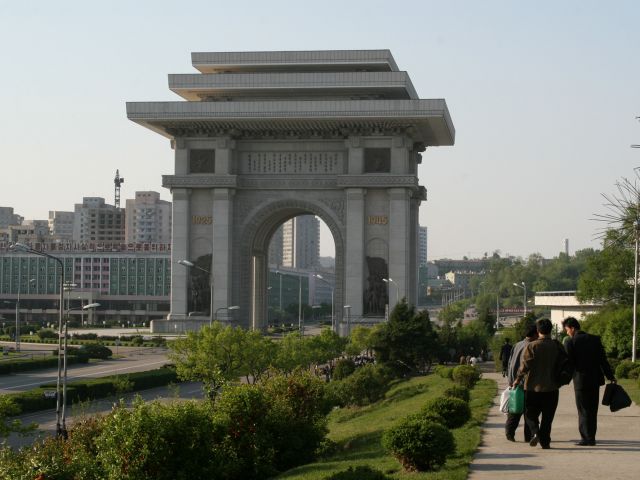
xmin=336 ymin=175 xmax=418 ymax=188
xmin=239 ymin=151 xmax=342 ymax=174
xmin=162 ymin=175 xmax=237 ymax=188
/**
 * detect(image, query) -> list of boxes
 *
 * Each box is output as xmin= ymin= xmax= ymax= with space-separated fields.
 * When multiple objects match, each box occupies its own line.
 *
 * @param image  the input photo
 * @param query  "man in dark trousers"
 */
xmin=499 ymin=338 xmax=512 ymax=377
xmin=505 ymin=325 xmax=538 ymax=442
xmin=513 ymin=318 xmax=565 ymax=449
xmin=562 ymin=316 xmax=616 ymax=446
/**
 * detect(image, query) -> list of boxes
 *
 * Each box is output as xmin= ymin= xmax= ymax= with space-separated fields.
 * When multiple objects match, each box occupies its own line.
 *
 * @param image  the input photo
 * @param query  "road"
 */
xmin=0 ymin=344 xmax=170 ymax=394
xmin=4 ymin=381 xmax=204 ymax=449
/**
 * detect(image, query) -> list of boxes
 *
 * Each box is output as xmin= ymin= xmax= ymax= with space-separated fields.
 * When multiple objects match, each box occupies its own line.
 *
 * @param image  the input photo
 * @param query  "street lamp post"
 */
xmin=14 ymin=278 xmax=35 ymax=352
xmin=178 ymin=259 xmax=213 ymax=327
xmin=214 ymin=305 xmax=239 ymax=326
xmin=314 ymin=274 xmax=334 ymax=332
xmin=10 ymin=242 xmax=65 ymax=437
xmin=512 ymin=281 xmax=527 ymax=317
xmin=298 ymin=274 xmax=303 ymax=335
xmin=383 ymin=278 xmax=399 ymax=306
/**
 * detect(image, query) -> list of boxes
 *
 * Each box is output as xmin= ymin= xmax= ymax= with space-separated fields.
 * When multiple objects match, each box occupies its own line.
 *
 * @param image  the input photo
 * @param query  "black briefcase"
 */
xmin=602 ymin=383 xmax=632 ymax=412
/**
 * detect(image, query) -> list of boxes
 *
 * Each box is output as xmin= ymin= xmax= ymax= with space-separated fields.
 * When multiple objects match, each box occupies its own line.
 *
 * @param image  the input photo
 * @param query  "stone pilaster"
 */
xmin=391 ymin=135 xmax=410 ymax=174
xmin=388 ymin=188 xmax=410 ymax=303
xmin=215 ymin=137 xmax=236 ymax=174
xmin=212 ymin=188 xmax=234 ymax=316
xmin=169 ymin=188 xmax=190 ymax=318
xmin=174 ymin=138 xmax=188 ymax=175
xmin=346 ymin=137 xmax=363 ymax=174
xmin=345 ymin=188 xmax=366 ymax=320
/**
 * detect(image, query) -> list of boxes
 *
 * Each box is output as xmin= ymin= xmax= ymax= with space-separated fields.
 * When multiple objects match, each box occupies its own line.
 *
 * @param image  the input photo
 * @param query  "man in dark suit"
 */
xmin=562 ymin=316 xmax=616 ymax=446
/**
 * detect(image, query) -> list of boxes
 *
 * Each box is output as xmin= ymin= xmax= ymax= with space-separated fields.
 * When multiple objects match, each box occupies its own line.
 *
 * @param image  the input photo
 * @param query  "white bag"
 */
xmin=500 ymin=387 xmax=510 ymax=414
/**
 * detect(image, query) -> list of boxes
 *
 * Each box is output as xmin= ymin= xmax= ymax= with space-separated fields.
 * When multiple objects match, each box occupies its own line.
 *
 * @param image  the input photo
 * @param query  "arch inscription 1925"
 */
xmin=127 ymin=49 xmax=454 ymax=332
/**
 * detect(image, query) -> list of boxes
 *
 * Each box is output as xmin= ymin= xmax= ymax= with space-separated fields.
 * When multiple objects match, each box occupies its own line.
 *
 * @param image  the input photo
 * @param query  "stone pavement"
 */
xmin=468 ymin=371 xmax=640 ymax=480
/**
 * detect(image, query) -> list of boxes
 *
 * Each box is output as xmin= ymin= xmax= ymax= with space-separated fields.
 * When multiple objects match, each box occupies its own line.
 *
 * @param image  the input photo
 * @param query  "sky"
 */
xmin=1 ymin=1 xmax=639 ymax=260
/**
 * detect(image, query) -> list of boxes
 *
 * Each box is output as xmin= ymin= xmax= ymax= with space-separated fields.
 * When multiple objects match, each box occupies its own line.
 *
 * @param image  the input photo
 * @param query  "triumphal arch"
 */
xmin=127 ymin=50 xmax=454 ymax=331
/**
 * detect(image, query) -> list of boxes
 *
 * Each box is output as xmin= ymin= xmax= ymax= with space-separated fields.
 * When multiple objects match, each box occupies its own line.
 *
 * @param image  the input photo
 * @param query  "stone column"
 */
xmin=211 ymin=188 xmax=234 ymax=319
xmin=388 ymin=188 xmax=410 ymax=303
xmin=169 ymin=188 xmax=190 ymax=318
xmin=344 ymin=188 xmax=366 ymax=324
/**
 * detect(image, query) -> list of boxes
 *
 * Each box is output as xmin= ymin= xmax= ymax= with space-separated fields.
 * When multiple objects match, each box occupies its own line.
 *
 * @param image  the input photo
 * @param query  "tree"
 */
xmin=372 ymin=299 xmax=439 ymax=374
xmin=577 ymin=233 xmax=634 ymax=305
xmin=168 ymin=322 xmax=248 ymax=400
xmin=1 ymin=396 xmax=35 ymax=438
xmin=346 ymin=325 xmax=375 ymax=357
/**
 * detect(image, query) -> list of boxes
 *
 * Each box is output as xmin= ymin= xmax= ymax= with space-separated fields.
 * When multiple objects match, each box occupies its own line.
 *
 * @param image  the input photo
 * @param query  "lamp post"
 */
xmin=178 ymin=259 xmax=213 ymax=327
xmin=214 ymin=305 xmax=239 ymax=326
xmin=383 ymin=278 xmax=399 ymax=306
xmin=275 ymin=270 xmax=283 ymax=314
xmin=512 ymin=281 xmax=527 ymax=317
xmin=314 ymin=274 xmax=334 ymax=332
xmin=633 ymin=219 xmax=639 ymax=362
xmin=10 ymin=242 xmax=65 ymax=437
xmin=61 ymin=302 xmax=99 ymax=435
xmin=298 ymin=274 xmax=303 ymax=335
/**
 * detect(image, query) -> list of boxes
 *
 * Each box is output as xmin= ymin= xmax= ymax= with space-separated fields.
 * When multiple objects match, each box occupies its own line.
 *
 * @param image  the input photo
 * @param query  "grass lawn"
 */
xmin=277 ymin=374 xmax=497 ymax=480
xmin=618 ymin=378 xmax=640 ymax=406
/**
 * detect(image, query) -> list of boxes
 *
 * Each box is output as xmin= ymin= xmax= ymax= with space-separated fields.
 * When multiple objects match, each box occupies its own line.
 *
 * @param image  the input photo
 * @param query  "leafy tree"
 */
xmin=242 ymin=330 xmax=278 ymax=384
xmin=372 ymin=299 xmax=438 ymax=374
xmin=1 ymin=396 xmax=35 ymax=438
xmin=345 ymin=325 xmax=375 ymax=356
xmin=577 ymin=233 xmax=634 ymax=305
xmin=583 ymin=306 xmax=634 ymax=359
xmin=168 ymin=322 xmax=248 ymax=400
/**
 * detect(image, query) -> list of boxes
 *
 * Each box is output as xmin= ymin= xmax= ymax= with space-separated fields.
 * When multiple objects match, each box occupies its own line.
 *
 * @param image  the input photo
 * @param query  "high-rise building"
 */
xmin=418 ymin=226 xmax=428 ymax=266
xmin=48 ymin=211 xmax=75 ymax=241
xmin=281 ymin=215 xmax=320 ymax=269
xmin=125 ymin=191 xmax=172 ymax=244
xmin=0 ymin=207 xmax=23 ymax=229
xmin=268 ymin=226 xmax=284 ymax=267
xmin=73 ymin=197 xmax=125 ymax=243
xmin=5 ymin=220 xmax=50 ymax=243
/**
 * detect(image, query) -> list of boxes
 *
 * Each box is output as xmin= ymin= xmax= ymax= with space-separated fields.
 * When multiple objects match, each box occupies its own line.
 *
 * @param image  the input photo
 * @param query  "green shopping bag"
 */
xmin=508 ymin=385 xmax=524 ymax=414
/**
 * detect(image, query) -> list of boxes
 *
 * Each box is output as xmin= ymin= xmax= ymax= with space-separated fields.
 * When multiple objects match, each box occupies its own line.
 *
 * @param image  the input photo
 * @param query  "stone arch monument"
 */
xmin=127 ymin=50 xmax=454 ymax=332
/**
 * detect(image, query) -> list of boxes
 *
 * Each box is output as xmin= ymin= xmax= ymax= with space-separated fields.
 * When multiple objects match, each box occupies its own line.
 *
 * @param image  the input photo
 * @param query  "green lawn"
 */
xmin=277 ymin=374 xmax=497 ymax=480
xmin=618 ymin=378 xmax=640 ymax=406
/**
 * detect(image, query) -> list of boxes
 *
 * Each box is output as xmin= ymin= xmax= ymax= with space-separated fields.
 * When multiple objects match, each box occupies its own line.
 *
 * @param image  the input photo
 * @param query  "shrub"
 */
xmin=324 ymin=465 xmax=391 ymax=480
xmin=382 ymin=416 xmax=455 ymax=471
xmin=130 ymin=335 xmax=144 ymax=346
xmin=421 ymin=396 xmax=471 ymax=429
xmin=327 ymin=364 xmax=392 ymax=407
xmin=443 ymin=385 xmax=470 ymax=403
xmin=37 ymin=328 xmax=58 ymax=340
xmin=78 ymin=344 xmax=112 ymax=359
xmin=0 ymin=355 xmax=88 ymax=375
xmin=332 ymin=358 xmax=356 ymax=380
xmin=452 ymin=364 xmax=481 ymax=388
xmin=615 ymin=359 xmax=640 ymax=379
xmin=72 ymin=332 xmax=99 ymax=340
xmin=434 ymin=365 xmax=454 ymax=379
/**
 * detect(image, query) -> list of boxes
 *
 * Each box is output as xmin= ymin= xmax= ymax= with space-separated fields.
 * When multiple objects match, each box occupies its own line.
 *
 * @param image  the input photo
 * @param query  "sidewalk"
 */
xmin=469 ymin=371 xmax=640 ymax=480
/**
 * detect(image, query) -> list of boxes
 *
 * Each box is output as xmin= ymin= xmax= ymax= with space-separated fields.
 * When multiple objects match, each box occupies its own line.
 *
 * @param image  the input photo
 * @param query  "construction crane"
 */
xmin=114 ymin=170 xmax=124 ymax=208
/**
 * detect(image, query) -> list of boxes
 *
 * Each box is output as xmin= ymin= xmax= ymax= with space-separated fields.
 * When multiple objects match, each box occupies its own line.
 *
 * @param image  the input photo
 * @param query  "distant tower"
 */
xmin=563 ymin=238 xmax=569 ymax=257
xmin=114 ymin=170 xmax=125 ymax=208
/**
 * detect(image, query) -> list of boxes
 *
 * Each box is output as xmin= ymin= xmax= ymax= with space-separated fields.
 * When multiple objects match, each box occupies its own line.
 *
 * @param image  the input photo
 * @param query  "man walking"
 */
xmin=513 ymin=318 xmax=565 ymax=449
xmin=505 ymin=325 xmax=538 ymax=442
xmin=499 ymin=338 xmax=512 ymax=377
xmin=562 ymin=316 xmax=616 ymax=446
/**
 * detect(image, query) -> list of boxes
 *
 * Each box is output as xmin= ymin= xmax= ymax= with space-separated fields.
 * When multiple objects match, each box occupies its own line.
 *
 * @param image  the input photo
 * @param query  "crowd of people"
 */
xmin=504 ymin=316 xmax=616 ymax=449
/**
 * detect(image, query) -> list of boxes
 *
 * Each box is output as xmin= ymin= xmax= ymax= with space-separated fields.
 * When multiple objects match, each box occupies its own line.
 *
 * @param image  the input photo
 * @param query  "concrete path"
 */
xmin=469 ymin=372 xmax=640 ymax=480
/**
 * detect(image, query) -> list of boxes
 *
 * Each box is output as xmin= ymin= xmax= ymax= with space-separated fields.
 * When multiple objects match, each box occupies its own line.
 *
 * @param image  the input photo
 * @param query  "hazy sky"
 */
xmin=1 ymin=1 xmax=639 ymax=259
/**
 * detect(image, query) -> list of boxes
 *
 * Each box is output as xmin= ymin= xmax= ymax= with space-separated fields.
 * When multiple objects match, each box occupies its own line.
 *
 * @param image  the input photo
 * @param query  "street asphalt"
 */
xmin=469 ymin=370 xmax=640 ymax=480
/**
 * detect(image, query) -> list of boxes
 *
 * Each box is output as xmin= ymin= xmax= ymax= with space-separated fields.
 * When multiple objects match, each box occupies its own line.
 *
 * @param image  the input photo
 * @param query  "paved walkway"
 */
xmin=469 ymin=371 xmax=640 ymax=480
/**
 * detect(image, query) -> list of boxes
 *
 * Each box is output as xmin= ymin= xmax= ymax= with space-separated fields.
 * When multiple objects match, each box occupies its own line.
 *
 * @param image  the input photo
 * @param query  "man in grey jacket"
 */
xmin=513 ymin=318 xmax=567 ymax=449
xmin=505 ymin=325 xmax=538 ymax=442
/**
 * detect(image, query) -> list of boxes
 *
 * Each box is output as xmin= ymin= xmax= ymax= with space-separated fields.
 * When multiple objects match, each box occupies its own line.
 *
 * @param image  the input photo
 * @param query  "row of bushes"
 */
xmin=7 ymin=335 xmax=167 ymax=348
xmin=381 ymin=366 xmax=481 ymax=472
xmin=615 ymin=359 xmax=640 ymax=379
xmin=0 ymin=354 xmax=90 ymax=375
xmin=4 ymin=367 xmax=178 ymax=415
xmin=0 ymin=371 xmax=328 ymax=480
xmin=326 ymin=364 xmax=393 ymax=407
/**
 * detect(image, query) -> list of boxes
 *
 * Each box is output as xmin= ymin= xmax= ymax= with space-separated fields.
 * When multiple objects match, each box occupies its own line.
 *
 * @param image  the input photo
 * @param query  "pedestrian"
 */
xmin=499 ymin=338 xmax=512 ymax=377
xmin=513 ymin=318 xmax=567 ymax=449
xmin=505 ymin=325 xmax=538 ymax=442
xmin=562 ymin=316 xmax=616 ymax=446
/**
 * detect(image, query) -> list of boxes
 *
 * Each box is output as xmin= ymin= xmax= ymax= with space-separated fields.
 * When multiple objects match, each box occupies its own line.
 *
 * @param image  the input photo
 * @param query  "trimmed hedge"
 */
xmin=615 ymin=360 xmax=640 ymax=380
xmin=5 ymin=367 xmax=178 ymax=415
xmin=452 ymin=364 xmax=482 ymax=388
xmin=0 ymin=354 xmax=88 ymax=375
xmin=382 ymin=416 xmax=455 ymax=471
xmin=434 ymin=365 xmax=454 ymax=380
xmin=442 ymin=385 xmax=470 ymax=403
xmin=421 ymin=396 xmax=471 ymax=429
